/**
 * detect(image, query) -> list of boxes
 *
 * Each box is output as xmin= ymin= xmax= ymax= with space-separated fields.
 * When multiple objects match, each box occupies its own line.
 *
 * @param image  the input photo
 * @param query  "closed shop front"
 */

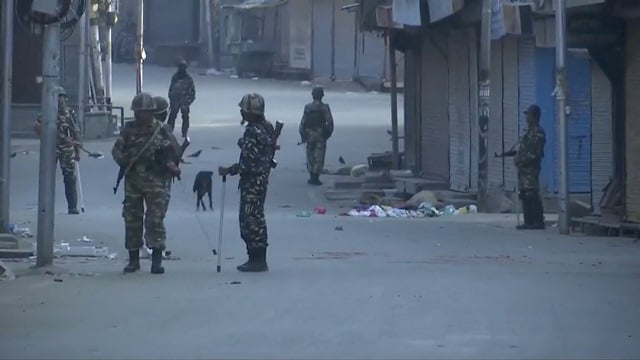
xmin=333 ymin=0 xmax=356 ymax=80
xmin=448 ymin=28 xmax=477 ymax=192
xmin=487 ymin=38 xmax=504 ymax=191
xmin=420 ymin=31 xmax=449 ymax=181
xmin=502 ymin=36 xmax=520 ymax=192
xmin=590 ymin=61 xmax=614 ymax=214
xmin=312 ymin=0 xmax=333 ymax=78
xmin=624 ymin=19 xmax=640 ymax=222
xmin=404 ymin=46 xmax=422 ymax=173
xmin=535 ymin=47 xmax=592 ymax=195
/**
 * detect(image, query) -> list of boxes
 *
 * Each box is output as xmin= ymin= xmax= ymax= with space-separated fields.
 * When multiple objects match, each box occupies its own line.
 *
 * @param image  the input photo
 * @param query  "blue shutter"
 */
xmin=566 ymin=53 xmax=592 ymax=193
xmin=534 ymin=47 xmax=557 ymax=194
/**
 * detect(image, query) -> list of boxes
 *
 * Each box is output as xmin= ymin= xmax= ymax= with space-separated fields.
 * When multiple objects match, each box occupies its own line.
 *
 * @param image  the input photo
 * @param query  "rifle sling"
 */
xmin=122 ymin=123 xmax=164 ymax=178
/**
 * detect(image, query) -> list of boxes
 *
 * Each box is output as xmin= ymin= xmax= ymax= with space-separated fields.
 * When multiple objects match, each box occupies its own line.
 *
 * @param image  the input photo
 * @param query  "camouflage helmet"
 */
xmin=130 ymin=92 xmax=156 ymax=112
xmin=152 ymin=96 xmax=169 ymax=114
xmin=177 ymin=59 xmax=188 ymax=68
xmin=238 ymin=93 xmax=265 ymax=115
xmin=58 ymin=87 xmax=67 ymax=97
xmin=312 ymin=86 xmax=324 ymax=99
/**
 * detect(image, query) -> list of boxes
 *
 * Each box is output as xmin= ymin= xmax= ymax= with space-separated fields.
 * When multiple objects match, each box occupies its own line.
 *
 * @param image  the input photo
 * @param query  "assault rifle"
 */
xmin=170 ymin=136 xmax=191 ymax=182
xmin=494 ymin=143 xmax=519 ymax=158
xmin=270 ymin=121 xmax=284 ymax=169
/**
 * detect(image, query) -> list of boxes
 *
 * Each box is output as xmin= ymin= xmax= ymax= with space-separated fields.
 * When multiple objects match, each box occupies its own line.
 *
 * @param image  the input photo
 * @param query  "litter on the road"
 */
xmin=8 ymin=224 xmax=33 ymax=238
xmin=335 ymin=226 xmax=344 ymax=231
xmin=296 ymin=211 xmax=311 ymax=218
xmin=344 ymin=203 xmax=478 ymax=219
xmin=315 ymin=207 xmax=326 ymax=214
xmin=0 ymin=261 xmax=16 ymax=281
xmin=54 ymin=242 xmax=111 ymax=258
xmin=78 ymin=235 xmax=93 ymax=243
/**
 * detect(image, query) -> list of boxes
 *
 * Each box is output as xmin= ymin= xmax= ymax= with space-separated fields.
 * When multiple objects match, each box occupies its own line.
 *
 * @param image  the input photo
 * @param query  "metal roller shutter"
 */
xmin=333 ymin=0 xmax=355 ymax=80
xmin=488 ymin=39 xmax=504 ymax=189
xmin=449 ymin=30 xmax=472 ymax=192
xmin=420 ymin=32 xmax=449 ymax=181
xmin=590 ymin=61 xmax=613 ymax=214
xmin=469 ymin=29 xmax=479 ymax=192
xmin=312 ymin=0 xmax=333 ymax=78
xmin=625 ymin=19 xmax=640 ymax=222
xmin=502 ymin=36 xmax=519 ymax=192
xmin=566 ymin=52 xmax=592 ymax=193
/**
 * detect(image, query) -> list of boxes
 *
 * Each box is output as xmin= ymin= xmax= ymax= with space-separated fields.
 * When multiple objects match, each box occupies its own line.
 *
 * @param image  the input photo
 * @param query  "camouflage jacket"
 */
xmin=299 ymin=100 xmax=334 ymax=142
xmin=229 ymin=120 xmax=276 ymax=177
xmin=515 ymin=124 xmax=546 ymax=169
xmin=111 ymin=119 xmax=180 ymax=178
xmin=37 ymin=106 xmax=80 ymax=150
xmin=168 ymin=72 xmax=196 ymax=105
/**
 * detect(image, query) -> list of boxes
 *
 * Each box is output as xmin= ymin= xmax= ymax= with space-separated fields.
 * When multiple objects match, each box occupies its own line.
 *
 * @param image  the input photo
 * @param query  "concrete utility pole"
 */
xmin=77 ymin=9 xmax=87 ymax=135
xmin=555 ymin=0 xmax=570 ymax=234
xmin=136 ymin=0 xmax=144 ymax=94
xmin=89 ymin=2 xmax=105 ymax=108
xmin=104 ymin=0 xmax=117 ymax=105
xmin=36 ymin=24 xmax=62 ymax=267
xmin=388 ymin=32 xmax=400 ymax=170
xmin=0 ymin=0 xmax=14 ymax=232
xmin=477 ymin=0 xmax=492 ymax=212
xmin=204 ymin=0 xmax=215 ymax=68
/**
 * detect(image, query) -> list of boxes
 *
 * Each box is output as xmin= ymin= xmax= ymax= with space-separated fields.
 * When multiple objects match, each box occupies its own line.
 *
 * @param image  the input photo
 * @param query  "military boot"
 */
xmin=307 ymin=173 xmax=322 ymax=186
xmin=64 ymin=176 xmax=80 ymax=214
xmin=150 ymin=249 xmax=165 ymax=274
xmin=123 ymin=250 xmax=140 ymax=273
xmin=529 ymin=197 xmax=546 ymax=230
xmin=237 ymin=248 xmax=268 ymax=272
xmin=516 ymin=198 xmax=533 ymax=230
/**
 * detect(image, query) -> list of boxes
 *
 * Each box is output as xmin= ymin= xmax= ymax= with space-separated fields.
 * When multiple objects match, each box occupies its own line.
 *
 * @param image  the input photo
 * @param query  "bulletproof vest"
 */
xmin=305 ymin=103 xmax=327 ymax=130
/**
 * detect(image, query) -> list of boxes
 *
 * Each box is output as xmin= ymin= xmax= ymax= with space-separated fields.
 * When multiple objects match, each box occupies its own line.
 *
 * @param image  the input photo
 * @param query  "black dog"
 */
xmin=193 ymin=171 xmax=214 ymax=211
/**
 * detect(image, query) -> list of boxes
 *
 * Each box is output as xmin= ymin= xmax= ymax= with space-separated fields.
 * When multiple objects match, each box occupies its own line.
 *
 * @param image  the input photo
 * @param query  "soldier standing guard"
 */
xmin=299 ymin=86 xmax=334 ymax=186
xmin=33 ymin=88 xmax=82 ymax=215
xmin=219 ymin=93 xmax=276 ymax=272
xmin=112 ymin=93 xmax=181 ymax=274
xmin=167 ymin=60 xmax=196 ymax=138
xmin=515 ymin=104 xmax=547 ymax=230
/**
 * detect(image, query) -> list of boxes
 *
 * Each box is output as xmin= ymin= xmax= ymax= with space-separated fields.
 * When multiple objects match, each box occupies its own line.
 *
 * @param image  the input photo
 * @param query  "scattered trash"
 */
xmin=53 ymin=278 xmax=63 ymax=283
xmin=54 ymin=242 xmax=110 ymax=258
xmin=226 ymin=281 xmax=242 ymax=285
xmin=296 ymin=211 xmax=311 ymax=218
xmin=300 ymin=80 xmax=312 ymax=86
xmin=205 ymin=68 xmax=224 ymax=76
xmin=212 ymin=249 xmax=218 ymax=255
xmin=211 ymin=146 xmax=221 ymax=150
xmin=230 ymin=75 xmax=239 ymax=79
xmin=334 ymin=226 xmax=343 ymax=231
xmin=224 ymin=257 xmax=235 ymax=260
xmin=251 ymin=77 xmax=259 ymax=80
xmin=315 ymin=206 xmax=326 ymax=215
xmin=345 ymin=202 xmax=477 ymax=219
xmin=78 ymin=235 xmax=93 ymax=243
xmin=350 ymin=164 xmax=369 ymax=177
xmin=8 ymin=224 xmax=33 ymax=238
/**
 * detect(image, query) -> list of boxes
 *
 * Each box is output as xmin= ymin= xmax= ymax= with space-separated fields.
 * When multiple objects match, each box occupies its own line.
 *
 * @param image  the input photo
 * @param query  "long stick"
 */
xmin=515 ymin=184 xmax=520 ymax=226
xmin=75 ymin=162 xmax=85 ymax=213
xmin=216 ymin=175 xmax=226 ymax=273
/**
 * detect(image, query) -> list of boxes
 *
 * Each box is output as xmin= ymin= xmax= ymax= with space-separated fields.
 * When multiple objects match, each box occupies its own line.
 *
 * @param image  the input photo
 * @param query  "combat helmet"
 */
xmin=58 ymin=87 xmax=67 ymax=97
xmin=312 ymin=86 xmax=324 ymax=99
xmin=130 ymin=92 xmax=156 ymax=112
xmin=238 ymin=93 xmax=265 ymax=115
xmin=152 ymin=96 xmax=169 ymax=114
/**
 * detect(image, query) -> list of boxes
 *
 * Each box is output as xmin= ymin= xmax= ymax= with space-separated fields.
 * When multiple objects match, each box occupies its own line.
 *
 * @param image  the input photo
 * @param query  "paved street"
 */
xmin=1 ymin=65 xmax=639 ymax=360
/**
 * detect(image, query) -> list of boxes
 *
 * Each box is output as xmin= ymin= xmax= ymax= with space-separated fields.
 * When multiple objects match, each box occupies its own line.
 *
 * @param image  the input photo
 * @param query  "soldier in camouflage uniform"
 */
xmin=112 ymin=93 xmax=181 ymax=274
xmin=219 ymin=93 xmax=276 ymax=272
xmin=514 ymin=104 xmax=547 ymax=230
xmin=167 ymin=60 xmax=196 ymax=138
xmin=299 ymin=86 xmax=334 ymax=186
xmin=33 ymin=88 xmax=81 ymax=215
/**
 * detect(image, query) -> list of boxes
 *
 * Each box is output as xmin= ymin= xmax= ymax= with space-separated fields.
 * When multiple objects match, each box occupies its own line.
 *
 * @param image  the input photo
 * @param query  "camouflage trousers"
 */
xmin=238 ymin=175 xmax=269 ymax=250
xmin=517 ymin=165 xmax=541 ymax=191
xmin=122 ymin=174 xmax=171 ymax=251
xmin=56 ymin=145 xmax=76 ymax=180
xmin=167 ymin=102 xmax=190 ymax=136
xmin=305 ymin=140 xmax=327 ymax=174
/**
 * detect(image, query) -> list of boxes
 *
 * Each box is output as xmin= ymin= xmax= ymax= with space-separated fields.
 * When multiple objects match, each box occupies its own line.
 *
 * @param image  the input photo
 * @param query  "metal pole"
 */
xmin=88 ymin=5 xmax=105 ymax=108
xmin=0 ymin=0 xmax=14 ymax=232
xmin=555 ymin=0 xmax=570 ymax=234
xmin=105 ymin=1 xmax=115 ymax=104
xmin=477 ymin=0 xmax=492 ymax=212
xmin=136 ymin=0 xmax=144 ymax=94
xmin=77 ymin=10 xmax=87 ymax=136
xmin=388 ymin=31 xmax=400 ymax=170
xmin=204 ymin=0 xmax=214 ymax=68
xmin=36 ymin=24 xmax=61 ymax=268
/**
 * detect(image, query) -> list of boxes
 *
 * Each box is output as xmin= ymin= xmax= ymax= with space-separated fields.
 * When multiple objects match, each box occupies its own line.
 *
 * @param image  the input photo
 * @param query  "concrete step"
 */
xmin=325 ymin=189 xmax=363 ymax=201
xmin=332 ymin=179 xmax=364 ymax=190
xmin=395 ymin=177 xmax=450 ymax=194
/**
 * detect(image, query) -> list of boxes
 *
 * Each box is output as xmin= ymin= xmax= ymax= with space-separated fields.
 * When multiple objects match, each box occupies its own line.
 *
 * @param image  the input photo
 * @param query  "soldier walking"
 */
xmin=299 ymin=86 xmax=334 ymax=186
xmin=515 ymin=105 xmax=547 ymax=230
xmin=218 ymin=93 xmax=276 ymax=272
xmin=112 ymin=93 xmax=181 ymax=274
xmin=167 ymin=60 xmax=196 ymax=138
xmin=33 ymin=88 xmax=82 ymax=215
